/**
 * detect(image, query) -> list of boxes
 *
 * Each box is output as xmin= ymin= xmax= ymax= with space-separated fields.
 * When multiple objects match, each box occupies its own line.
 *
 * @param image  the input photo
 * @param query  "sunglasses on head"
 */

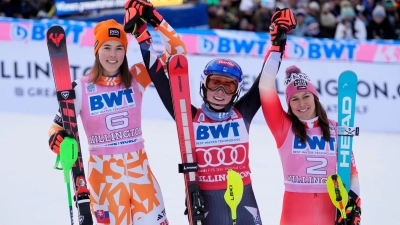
xmin=205 ymin=75 xmax=238 ymax=95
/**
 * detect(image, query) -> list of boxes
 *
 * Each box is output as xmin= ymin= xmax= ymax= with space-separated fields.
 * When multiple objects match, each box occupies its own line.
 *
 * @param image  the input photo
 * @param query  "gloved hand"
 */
xmin=124 ymin=0 xmax=163 ymax=28
xmin=49 ymin=129 xmax=74 ymax=154
xmin=123 ymin=7 xmax=151 ymax=43
xmin=269 ymin=7 xmax=296 ymax=52
xmin=336 ymin=190 xmax=361 ymax=225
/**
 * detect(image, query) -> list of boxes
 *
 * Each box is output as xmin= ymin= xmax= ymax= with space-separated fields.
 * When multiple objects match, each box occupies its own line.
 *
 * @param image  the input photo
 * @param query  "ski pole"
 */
xmin=224 ymin=170 xmax=244 ymax=225
xmin=54 ymin=136 xmax=79 ymax=225
xmin=327 ymin=174 xmax=349 ymax=225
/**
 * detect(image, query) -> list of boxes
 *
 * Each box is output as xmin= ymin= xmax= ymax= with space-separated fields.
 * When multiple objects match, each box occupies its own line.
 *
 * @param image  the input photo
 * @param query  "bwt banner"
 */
xmin=1 ymin=18 xmax=400 ymax=63
xmin=1 ymin=18 xmax=399 ymax=132
xmin=54 ymin=0 xmax=183 ymax=16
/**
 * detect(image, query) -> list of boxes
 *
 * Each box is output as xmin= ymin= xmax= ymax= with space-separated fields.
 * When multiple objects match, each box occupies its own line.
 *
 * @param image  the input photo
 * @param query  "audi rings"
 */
xmin=196 ymin=145 xmax=247 ymax=167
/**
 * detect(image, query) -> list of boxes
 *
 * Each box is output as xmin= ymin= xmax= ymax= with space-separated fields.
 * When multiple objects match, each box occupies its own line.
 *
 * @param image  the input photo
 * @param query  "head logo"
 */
xmin=108 ymin=28 xmax=120 ymax=38
xmin=47 ymin=26 xmax=66 ymax=51
xmin=339 ymin=96 xmax=352 ymax=168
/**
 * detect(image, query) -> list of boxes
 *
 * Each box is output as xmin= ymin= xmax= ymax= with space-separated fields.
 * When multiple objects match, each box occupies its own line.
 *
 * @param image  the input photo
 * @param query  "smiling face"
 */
xmin=289 ymin=91 xmax=317 ymax=120
xmin=98 ymin=40 xmax=125 ymax=76
xmin=206 ymin=88 xmax=234 ymax=110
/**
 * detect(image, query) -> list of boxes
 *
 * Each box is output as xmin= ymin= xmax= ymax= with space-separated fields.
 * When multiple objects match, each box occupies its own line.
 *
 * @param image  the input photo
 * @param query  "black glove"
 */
xmin=336 ymin=190 xmax=361 ymax=225
xmin=124 ymin=0 xmax=164 ymax=28
xmin=269 ymin=7 xmax=297 ymax=52
xmin=49 ymin=129 xmax=74 ymax=154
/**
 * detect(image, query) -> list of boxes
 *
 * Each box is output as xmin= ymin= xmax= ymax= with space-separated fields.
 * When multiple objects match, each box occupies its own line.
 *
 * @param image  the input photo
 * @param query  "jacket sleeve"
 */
xmin=259 ymin=49 xmax=292 ymax=148
xmin=133 ymin=19 xmax=197 ymax=120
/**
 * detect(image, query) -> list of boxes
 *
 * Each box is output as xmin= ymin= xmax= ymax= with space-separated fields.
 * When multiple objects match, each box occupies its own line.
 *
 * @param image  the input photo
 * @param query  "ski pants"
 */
xmin=280 ymin=191 xmax=336 ymax=225
xmin=87 ymin=149 xmax=168 ymax=225
xmin=201 ymin=183 xmax=262 ymax=225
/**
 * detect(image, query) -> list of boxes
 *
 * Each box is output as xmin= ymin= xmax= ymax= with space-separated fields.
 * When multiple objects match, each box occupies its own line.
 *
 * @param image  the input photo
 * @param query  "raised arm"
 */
xmin=234 ymin=39 xmax=286 ymax=126
xmin=124 ymin=2 xmax=197 ymax=119
xmin=259 ymin=8 xmax=296 ymax=148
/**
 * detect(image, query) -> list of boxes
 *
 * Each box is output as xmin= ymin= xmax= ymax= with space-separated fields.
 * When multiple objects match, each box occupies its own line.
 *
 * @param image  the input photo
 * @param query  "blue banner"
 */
xmin=54 ymin=0 xmax=125 ymax=16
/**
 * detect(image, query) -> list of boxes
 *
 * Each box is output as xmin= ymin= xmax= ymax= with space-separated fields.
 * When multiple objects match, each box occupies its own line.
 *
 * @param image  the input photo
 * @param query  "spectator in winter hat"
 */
xmin=239 ymin=0 xmax=256 ymax=13
xmin=297 ymin=0 xmax=309 ymax=10
xmin=291 ymin=8 xmax=308 ymax=36
xmin=239 ymin=0 xmax=256 ymax=31
xmin=340 ymin=1 xmax=356 ymax=19
xmin=383 ymin=0 xmax=398 ymax=26
xmin=320 ymin=2 xmax=337 ymax=27
xmin=309 ymin=1 xmax=320 ymax=11
xmin=308 ymin=1 xmax=321 ymax=23
xmin=373 ymin=4 xmax=387 ymax=19
xmin=320 ymin=2 xmax=337 ymax=38
xmin=305 ymin=21 xmax=328 ymax=38
xmin=288 ymin=0 xmax=298 ymax=10
xmin=253 ymin=5 xmax=273 ymax=32
xmin=367 ymin=4 xmax=397 ymax=39
xmin=329 ymin=0 xmax=342 ymax=17
xmin=335 ymin=0 xmax=367 ymax=39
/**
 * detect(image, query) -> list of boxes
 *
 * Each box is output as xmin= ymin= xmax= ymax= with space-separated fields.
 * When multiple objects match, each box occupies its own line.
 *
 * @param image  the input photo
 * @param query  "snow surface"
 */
xmin=0 ymin=112 xmax=398 ymax=224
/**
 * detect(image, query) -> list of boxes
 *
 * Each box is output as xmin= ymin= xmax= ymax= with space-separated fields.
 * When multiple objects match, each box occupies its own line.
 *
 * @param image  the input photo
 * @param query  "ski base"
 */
xmin=47 ymin=25 xmax=93 ymax=225
xmin=168 ymin=54 xmax=206 ymax=225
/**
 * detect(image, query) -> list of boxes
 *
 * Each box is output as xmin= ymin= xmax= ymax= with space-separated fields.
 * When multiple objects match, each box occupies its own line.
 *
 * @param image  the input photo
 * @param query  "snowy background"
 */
xmin=0 ymin=110 xmax=398 ymax=225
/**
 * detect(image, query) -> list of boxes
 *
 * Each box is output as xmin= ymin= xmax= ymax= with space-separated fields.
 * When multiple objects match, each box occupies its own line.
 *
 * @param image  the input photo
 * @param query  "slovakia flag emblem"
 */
xmin=95 ymin=210 xmax=111 ymax=223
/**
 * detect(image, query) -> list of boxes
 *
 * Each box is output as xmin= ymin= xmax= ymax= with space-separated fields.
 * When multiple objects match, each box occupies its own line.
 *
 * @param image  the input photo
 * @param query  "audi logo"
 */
xmin=196 ymin=145 xmax=247 ymax=167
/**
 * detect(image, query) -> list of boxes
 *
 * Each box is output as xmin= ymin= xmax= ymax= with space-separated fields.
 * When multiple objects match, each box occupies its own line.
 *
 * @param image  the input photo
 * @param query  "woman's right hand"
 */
xmin=48 ymin=130 xmax=74 ymax=154
xmin=124 ymin=0 xmax=163 ymax=28
xmin=269 ymin=8 xmax=296 ymax=52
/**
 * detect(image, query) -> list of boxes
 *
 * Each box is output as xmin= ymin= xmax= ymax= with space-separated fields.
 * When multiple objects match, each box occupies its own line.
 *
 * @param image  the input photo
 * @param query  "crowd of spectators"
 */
xmin=0 ymin=0 xmax=55 ymax=18
xmin=1 ymin=0 xmax=399 ymax=40
xmin=207 ymin=0 xmax=400 ymax=40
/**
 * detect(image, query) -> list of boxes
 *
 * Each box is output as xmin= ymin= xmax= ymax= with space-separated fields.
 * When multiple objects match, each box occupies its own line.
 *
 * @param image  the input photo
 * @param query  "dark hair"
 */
xmin=287 ymin=96 xmax=331 ymax=143
xmin=88 ymin=54 xmax=132 ymax=89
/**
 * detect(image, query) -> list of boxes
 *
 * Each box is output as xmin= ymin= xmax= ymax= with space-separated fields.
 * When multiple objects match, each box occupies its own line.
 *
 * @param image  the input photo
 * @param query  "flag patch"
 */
xmin=95 ymin=210 xmax=111 ymax=223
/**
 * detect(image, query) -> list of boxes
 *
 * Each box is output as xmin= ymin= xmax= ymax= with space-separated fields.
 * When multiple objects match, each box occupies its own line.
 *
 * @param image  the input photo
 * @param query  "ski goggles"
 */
xmin=205 ymin=75 xmax=239 ymax=95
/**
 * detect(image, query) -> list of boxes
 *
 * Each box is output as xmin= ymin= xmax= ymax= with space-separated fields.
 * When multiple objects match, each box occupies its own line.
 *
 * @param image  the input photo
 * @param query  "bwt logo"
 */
xmin=196 ymin=122 xmax=240 ymax=140
xmin=89 ymin=89 xmax=134 ymax=111
xmin=293 ymin=136 xmax=336 ymax=151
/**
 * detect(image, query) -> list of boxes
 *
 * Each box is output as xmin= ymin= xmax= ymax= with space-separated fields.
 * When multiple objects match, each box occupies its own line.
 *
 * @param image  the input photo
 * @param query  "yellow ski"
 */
xmin=224 ymin=169 xmax=244 ymax=225
xmin=327 ymin=174 xmax=349 ymax=221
